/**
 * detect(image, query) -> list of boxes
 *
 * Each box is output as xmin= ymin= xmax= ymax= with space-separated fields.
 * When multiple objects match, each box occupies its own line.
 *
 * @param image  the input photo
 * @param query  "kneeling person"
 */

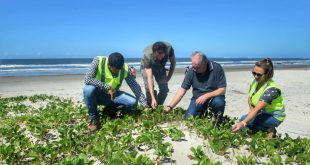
xmin=165 ymin=51 xmax=226 ymax=124
xmin=84 ymin=52 xmax=148 ymax=131
xmin=231 ymin=58 xmax=285 ymax=139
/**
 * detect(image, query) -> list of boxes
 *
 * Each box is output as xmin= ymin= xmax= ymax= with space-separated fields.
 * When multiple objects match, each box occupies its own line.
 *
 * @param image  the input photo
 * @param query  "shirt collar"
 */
xmin=207 ymin=60 xmax=214 ymax=71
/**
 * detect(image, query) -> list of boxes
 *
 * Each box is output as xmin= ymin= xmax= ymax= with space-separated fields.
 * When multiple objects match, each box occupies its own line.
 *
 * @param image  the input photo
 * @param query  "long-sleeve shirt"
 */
xmin=84 ymin=57 xmax=147 ymax=107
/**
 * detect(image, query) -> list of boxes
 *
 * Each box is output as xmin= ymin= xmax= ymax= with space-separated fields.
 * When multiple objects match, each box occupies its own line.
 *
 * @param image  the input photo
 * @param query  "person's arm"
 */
xmin=196 ymin=63 xmax=226 ymax=105
xmin=167 ymin=55 xmax=176 ymax=81
xmin=125 ymin=67 xmax=148 ymax=109
xmin=165 ymin=67 xmax=192 ymax=112
xmin=248 ymin=97 xmax=254 ymax=111
xmin=84 ymin=57 xmax=110 ymax=90
xmin=231 ymin=101 xmax=267 ymax=133
xmin=129 ymin=66 xmax=137 ymax=78
xmin=165 ymin=88 xmax=187 ymax=112
xmin=195 ymin=87 xmax=226 ymax=105
xmin=144 ymin=68 xmax=157 ymax=109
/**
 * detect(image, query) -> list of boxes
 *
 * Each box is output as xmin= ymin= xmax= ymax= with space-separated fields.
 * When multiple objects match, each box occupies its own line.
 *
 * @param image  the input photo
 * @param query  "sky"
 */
xmin=0 ymin=0 xmax=309 ymax=59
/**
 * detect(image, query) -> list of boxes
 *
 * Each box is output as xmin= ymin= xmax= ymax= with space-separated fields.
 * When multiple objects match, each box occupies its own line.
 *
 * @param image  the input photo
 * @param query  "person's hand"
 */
xmin=164 ymin=105 xmax=173 ymax=113
xmin=143 ymin=105 xmax=150 ymax=111
xmin=195 ymin=94 xmax=208 ymax=105
xmin=151 ymin=98 xmax=157 ymax=109
xmin=130 ymin=66 xmax=137 ymax=78
xmin=231 ymin=122 xmax=246 ymax=133
xmin=108 ymin=88 xmax=116 ymax=101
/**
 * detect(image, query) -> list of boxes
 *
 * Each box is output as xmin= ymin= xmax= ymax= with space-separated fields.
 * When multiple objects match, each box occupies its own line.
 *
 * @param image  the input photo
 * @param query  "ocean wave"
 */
xmin=127 ymin=62 xmax=141 ymax=65
xmin=0 ymin=68 xmax=87 ymax=72
xmin=1 ymin=58 xmax=309 ymax=76
xmin=0 ymin=64 xmax=90 ymax=69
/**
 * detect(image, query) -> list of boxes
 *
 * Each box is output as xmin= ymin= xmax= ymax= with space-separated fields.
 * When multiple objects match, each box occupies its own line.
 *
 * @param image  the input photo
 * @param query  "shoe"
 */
xmin=265 ymin=127 xmax=276 ymax=140
xmin=88 ymin=119 xmax=101 ymax=131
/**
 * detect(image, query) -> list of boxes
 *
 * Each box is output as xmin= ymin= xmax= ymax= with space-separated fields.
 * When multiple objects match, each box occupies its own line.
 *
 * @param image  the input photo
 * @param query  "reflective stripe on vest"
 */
xmin=95 ymin=56 xmax=128 ymax=90
xmin=249 ymin=79 xmax=286 ymax=121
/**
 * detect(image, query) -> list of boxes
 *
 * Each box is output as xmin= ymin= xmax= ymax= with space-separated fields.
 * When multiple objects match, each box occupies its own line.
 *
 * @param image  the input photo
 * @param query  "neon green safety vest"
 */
xmin=95 ymin=56 xmax=128 ymax=90
xmin=249 ymin=79 xmax=286 ymax=121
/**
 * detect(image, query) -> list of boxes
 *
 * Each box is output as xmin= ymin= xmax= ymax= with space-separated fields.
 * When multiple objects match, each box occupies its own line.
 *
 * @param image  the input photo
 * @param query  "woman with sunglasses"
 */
xmin=231 ymin=58 xmax=285 ymax=138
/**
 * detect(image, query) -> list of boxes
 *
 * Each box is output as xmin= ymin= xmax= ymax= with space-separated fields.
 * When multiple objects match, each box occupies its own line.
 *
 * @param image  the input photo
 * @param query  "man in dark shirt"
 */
xmin=165 ymin=51 xmax=226 ymax=124
xmin=140 ymin=41 xmax=176 ymax=109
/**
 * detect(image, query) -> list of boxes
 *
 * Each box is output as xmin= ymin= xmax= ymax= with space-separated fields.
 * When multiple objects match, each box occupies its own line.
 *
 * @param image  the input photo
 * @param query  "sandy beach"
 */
xmin=1 ymin=66 xmax=310 ymax=164
xmin=1 ymin=66 xmax=310 ymax=139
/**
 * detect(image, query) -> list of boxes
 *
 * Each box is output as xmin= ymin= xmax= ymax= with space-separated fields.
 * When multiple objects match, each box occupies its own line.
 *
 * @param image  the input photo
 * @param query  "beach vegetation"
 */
xmin=0 ymin=95 xmax=310 ymax=164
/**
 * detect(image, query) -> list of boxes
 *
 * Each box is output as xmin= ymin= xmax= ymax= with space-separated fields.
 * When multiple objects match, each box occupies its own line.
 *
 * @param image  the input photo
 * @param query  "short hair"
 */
xmin=255 ymin=58 xmax=274 ymax=81
xmin=108 ymin=52 xmax=124 ymax=69
xmin=152 ymin=41 xmax=167 ymax=53
xmin=191 ymin=51 xmax=208 ymax=64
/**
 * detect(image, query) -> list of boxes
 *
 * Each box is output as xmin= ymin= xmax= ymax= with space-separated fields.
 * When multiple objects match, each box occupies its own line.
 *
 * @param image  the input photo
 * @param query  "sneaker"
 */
xmin=265 ymin=127 xmax=276 ymax=140
xmin=88 ymin=119 xmax=101 ymax=131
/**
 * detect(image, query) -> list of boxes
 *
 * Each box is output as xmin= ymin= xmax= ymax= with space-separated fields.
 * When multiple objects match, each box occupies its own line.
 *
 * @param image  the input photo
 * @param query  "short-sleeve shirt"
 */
xmin=140 ymin=41 xmax=174 ymax=73
xmin=181 ymin=60 xmax=226 ymax=98
xmin=259 ymin=87 xmax=281 ymax=104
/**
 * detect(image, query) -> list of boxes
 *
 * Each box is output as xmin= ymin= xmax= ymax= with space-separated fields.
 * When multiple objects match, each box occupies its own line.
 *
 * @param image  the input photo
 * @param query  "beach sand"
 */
xmin=1 ymin=67 xmax=310 ymax=138
xmin=1 ymin=67 xmax=310 ymax=164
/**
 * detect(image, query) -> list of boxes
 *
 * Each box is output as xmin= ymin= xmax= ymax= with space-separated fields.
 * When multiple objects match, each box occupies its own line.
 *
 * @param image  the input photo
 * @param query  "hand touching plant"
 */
xmin=108 ymin=87 xmax=116 ymax=101
xmin=164 ymin=105 xmax=173 ymax=113
xmin=151 ymin=99 xmax=157 ymax=109
xmin=231 ymin=121 xmax=246 ymax=133
xmin=143 ymin=105 xmax=150 ymax=111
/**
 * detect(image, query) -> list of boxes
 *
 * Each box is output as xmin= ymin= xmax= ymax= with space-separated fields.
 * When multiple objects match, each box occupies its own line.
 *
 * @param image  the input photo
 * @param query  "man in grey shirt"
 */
xmin=141 ymin=41 xmax=176 ymax=109
xmin=165 ymin=51 xmax=226 ymax=124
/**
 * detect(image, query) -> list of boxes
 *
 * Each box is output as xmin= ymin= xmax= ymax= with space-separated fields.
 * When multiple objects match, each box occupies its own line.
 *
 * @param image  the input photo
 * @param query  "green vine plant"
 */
xmin=166 ymin=127 xmax=185 ymax=141
xmin=188 ymin=145 xmax=221 ymax=165
xmin=1 ymin=95 xmax=310 ymax=164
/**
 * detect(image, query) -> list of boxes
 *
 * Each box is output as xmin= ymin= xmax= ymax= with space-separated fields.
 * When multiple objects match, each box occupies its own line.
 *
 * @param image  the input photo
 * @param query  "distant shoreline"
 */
xmin=1 ymin=58 xmax=309 ymax=77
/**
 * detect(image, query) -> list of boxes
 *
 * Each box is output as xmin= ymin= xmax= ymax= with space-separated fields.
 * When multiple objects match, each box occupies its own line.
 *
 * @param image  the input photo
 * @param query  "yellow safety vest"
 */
xmin=95 ymin=56 xmax=128 ymax=90
xmin=249 ymin=79 xmax=286 ymax=121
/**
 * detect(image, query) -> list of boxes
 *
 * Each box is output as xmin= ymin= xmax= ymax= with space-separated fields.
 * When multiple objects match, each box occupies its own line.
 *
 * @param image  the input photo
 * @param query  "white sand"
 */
xmin=1 ymin=68 xmax=310 ymax=138
xmin=1 ymin=68 xmax=310 ymax=164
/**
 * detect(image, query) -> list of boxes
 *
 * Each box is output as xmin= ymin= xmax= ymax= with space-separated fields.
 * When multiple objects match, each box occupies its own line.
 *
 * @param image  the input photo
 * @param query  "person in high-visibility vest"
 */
xmin=84 ymin=52 xmax=149 ymax=131
xmin=231 ymin=58 xmax=285 ymax=138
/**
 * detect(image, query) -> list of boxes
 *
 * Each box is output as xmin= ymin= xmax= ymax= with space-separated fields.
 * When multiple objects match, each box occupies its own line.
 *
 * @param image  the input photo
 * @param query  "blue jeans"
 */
xmin=184 ymin=95 xmax=226 ymax=123
xmin=141 ymin=68 xmax=169 ymax=105
xmin=83 ymin=85 xmax=137 ymax=120
xmin=240 ymin=112 xmax=282 ymax=131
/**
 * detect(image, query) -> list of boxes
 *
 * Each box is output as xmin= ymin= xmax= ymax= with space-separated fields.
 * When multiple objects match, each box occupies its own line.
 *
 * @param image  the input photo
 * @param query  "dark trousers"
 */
xmin=184 ymin=95 xmax=226 ymax=124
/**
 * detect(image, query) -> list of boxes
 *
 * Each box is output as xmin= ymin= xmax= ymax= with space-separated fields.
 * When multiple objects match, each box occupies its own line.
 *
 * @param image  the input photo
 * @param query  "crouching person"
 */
xmin=231 ymin=58 xmax=285 ymax=139
xmin=84 ymin=52 xmax=148 ymax=131
xmin=164 ymin=51 xmax=226 ymax=125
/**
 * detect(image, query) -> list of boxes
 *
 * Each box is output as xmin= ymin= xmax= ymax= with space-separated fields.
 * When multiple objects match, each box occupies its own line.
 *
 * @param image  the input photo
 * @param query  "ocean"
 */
xmin=0 ymin=58 xmax=309 ymax=76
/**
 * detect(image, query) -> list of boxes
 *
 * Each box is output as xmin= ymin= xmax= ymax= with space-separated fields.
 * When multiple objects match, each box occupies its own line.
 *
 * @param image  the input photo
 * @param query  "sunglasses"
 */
xmin=252 ymin=71 xmax=263 ymax=77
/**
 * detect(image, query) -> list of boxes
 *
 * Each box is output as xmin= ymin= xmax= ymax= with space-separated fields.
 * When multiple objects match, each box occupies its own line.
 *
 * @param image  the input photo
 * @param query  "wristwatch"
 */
xmin=167 ymin=105 xmax=173 ymax=110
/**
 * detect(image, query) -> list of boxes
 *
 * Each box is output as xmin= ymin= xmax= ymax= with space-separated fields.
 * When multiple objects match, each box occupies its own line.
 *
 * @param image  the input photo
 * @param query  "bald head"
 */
xmin=191 ymin=51 xmax=208 ymax=73
xmin=191 ymin=51 xmax=207 ymax=64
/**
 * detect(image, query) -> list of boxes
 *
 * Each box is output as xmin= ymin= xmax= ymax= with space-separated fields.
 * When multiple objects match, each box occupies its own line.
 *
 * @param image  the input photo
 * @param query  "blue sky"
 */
xmin=0 ymin=0 xmax=309 ymax=59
